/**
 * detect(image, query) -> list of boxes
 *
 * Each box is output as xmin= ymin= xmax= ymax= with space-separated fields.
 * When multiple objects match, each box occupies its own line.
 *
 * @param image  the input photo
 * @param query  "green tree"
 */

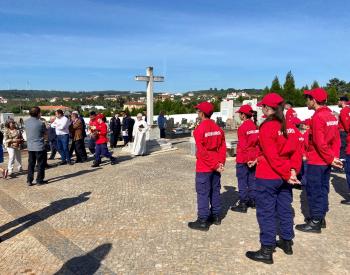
xmin=270 ymin=76 xmax=282 ymax=95
xmin=11 ymin=106 xmax=21 ymax=113
xmin=311 ymin=81 xmax=319 ymax=89
xmin=283 ymin=71 xmax=296 ymax=103
xmin=262 ymin=86 xmax=270 ymax=97
xmin=326 ymin=86 xmax=338 ymax=105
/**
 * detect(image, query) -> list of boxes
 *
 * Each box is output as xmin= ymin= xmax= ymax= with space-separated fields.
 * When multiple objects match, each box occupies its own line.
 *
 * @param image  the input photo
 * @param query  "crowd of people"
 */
xmin=0 ymin=90 xmax=349 ymax=262
xmin=189 ymin=88 xmax=349 ymax=264
xmin=0 ymin=107 xmax=155 ymax=183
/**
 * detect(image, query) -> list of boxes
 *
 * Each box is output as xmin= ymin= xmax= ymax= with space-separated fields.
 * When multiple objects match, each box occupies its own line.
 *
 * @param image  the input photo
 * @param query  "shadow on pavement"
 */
xmin=48 ymin=169 xmax=102 ymax=183
xmin=54 ymin=243 xmax=112 ymax=275
xmin=99 ymin=155 xmax=134 ymax=167
xmin=331 ymin=174 xmax=349 ymax=200
xmin=0 ymin=192 xmax=91 ymax=241
xmin=221 ymin=186 xmax=239 ymax=220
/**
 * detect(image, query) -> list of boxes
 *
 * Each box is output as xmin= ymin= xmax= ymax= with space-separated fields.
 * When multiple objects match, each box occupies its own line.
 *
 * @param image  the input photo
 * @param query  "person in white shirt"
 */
xmin=51 ymin=109 xmax=73 ymax=165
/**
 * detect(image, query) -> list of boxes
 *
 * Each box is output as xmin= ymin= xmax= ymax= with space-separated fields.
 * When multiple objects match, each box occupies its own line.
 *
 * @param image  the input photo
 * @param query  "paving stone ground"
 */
xmin=0 ymin=141 xmax=349 ymax=274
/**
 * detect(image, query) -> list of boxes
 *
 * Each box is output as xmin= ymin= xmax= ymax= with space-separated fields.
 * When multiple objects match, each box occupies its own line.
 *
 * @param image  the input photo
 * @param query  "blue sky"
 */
xmin=0 ymin=0 xmax=349 ymax=92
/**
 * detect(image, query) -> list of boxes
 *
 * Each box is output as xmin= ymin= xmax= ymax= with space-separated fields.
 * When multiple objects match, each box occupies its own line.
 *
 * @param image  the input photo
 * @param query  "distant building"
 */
xmin=156 ymin=94 xmax=172 ymax=102
xmin=220 ymin=100 xmax=234 ymax=119
xmin=39 ymin=105 xmax=71 ymax=112
xmin=81 ymin=105 xmax=106 ymax=111
xmin=0 ymin=97 xmax=8 ymax=104
xmin=49 ymin=97 xmax=59 ymax=103
xmin=226 ymin=91 xmax=250 ymax=100
xmin=123 ymin=102 xmax=146 ymax=110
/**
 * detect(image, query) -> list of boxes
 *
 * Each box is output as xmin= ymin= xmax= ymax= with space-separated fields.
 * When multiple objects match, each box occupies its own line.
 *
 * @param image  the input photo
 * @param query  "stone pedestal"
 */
xmin=123 ymin=125 xmax=173 ymax=155
xmin=146 ymin=125 xmax=160 ymax=140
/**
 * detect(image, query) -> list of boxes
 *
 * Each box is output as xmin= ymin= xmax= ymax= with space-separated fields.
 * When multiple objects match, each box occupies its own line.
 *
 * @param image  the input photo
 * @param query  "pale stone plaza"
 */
xmin=0 ymin=140 xmax=349 ymax=275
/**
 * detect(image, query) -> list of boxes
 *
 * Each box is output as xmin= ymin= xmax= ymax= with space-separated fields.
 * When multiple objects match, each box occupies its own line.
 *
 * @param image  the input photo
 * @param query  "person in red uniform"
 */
xmin=188 ymin=102 xmax=226 ymax=231
xmin=343 ymin=100 xmax=350 ymax=204
xmin=295 ymin=88 xmax=342 ymax=233
xmin=91 ymin=114 xmax=117 ymax=167
xmin=245 ymin=93 xmax=301 ymax=264
xmin=88 ymin=111 xmax=98 ymax=155
xmin=298 ymin=119 xmax=310 ymax=186
xmin=337 ymin=96 xmax=350 ymax=164
xmin=231 ymin=104 xmax=259 ymax=213
xmin=285 ymin=101 xmax=297 ymax=123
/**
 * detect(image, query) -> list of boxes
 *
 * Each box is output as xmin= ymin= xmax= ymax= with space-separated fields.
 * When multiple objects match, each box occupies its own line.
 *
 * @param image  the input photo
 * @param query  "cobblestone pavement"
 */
xmin=0 ymin=144 xmax=349 ymax=274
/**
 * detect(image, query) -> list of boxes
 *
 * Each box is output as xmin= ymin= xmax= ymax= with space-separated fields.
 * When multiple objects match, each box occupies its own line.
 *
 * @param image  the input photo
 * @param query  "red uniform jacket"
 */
xmin=286 ymin=108 xmax=297 ymax=122
xmin=256 ymin=120 xmax=302 ymax=181
xmin=300 ymin=130 xmax=309 ymax=158
xmin=338 ymin=106 xmax=350 ymax=132
xmin=194 ymin=119 xmax=226 ymax=172
xmin=89 ymin=118 xmax=98 ymax=128
xmin=95 ymin=122 xmax=109 ymax=144
xmin=236 ymin=119 xmax=259 ymax=163
xmin=307 ymin=106 xmax=340 ymax=165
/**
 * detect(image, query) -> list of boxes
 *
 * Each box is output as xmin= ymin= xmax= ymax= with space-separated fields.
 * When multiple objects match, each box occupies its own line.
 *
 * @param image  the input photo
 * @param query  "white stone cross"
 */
xmin=135 ymin=67 xmax=164 ymax=125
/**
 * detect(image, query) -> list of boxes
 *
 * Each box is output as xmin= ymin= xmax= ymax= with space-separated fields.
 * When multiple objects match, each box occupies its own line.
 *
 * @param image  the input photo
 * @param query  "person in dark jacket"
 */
xmin=70 ymin=112 xmax=88 ymax=163
xmin=157 ymin=111 xmax=167 ymax=138
xmin=48 ymin=116 xmax=58 ymax=160
xmin=122 ymin=112 xmax=132 ymax=145
xmin=110 ymin=113 xmax=121 ymax=148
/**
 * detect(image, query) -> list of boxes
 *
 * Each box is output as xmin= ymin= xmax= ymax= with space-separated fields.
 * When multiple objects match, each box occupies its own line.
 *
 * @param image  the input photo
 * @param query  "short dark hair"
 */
xmin=285 ymin=101 xmax=293 ymax=106
xmin=29 ymin=107 xmax=41 ymax=118
xmin=339 ymin=96 xmax=349 ymax=102
xmin=306 ymin=95 xmax=326 ymax=105
xmin=56 ymin=109 xmax=64 ymax=116
xmin=89 ymin=111 xmax=96 ymax=116
xmin=4 ymin=120 xmax=15 ymax=129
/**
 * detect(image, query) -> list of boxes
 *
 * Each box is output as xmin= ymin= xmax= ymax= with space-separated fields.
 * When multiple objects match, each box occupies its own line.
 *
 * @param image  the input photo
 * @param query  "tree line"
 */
xmin=262 ymin=72 xmax=350 ymax=106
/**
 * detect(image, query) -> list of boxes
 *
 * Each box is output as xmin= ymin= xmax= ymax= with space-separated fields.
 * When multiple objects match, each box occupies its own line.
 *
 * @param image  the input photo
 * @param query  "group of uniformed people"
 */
xmin=189 ymin=88 xmax=348 ymax=264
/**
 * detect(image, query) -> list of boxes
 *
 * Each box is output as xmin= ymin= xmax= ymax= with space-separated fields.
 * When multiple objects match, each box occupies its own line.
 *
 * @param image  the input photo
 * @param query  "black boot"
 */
xmin=304 ymin=217 xmax=326 ymax=229
xmin=295 ymin=219 xmax=322 ymax=233
xmin=110 ymin=157 xmax=118 ymax=165
xmin=91 ymin=161 xmax=100 ymax=168
xmin=341 ymin=199 xmax=350 ymax=205
xmin=188 ymin=218 xmax=210 ymax=231
xmin=246 ymin=245 xmax=274 ymax=264
xmin=208 ymin=214 xmax=221 ymax=225
xmin=231 ymin=201 xmax=248 ymax=213
xmin=276 ymin=238 xmax=293 ymax=255
xmin=247 ymin=199 xmax=256 ymax=209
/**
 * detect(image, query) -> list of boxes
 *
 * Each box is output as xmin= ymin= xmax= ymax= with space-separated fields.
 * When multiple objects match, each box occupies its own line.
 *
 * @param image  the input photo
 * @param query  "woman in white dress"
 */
xmin=132 ymin=113 xmax=149 ymax=156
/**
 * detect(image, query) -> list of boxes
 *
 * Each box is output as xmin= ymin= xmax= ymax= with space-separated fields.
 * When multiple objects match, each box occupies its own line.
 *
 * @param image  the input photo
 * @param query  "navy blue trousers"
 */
xmin=236 ymin=163 xmax=256 ymax=202
xmin=95 ymin=143 xmax=113 ymax=162
xmin=345 ymin=155 xmax=350 ymax=190
xmin=298 ymin=160 xmax=308 ymax=186
xmin=256 ymin=178 xmax=294 ymax=246
xmin=340 ymin=130 xmax=347 ymax=160
xmin=88 ymin=138 xmax=96 ymax=154
xmin=195 ymin=172 xmax=221 ymax=220
xmin=306 ymin=164 xmax=330 ymax=220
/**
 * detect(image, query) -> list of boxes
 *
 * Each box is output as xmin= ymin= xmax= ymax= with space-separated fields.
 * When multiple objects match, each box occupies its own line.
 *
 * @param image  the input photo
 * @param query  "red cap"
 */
xmin=304 ymin=88 xmax=328 ymax=102
xmin=257 ymin=93 xmax=284 ymax=108
xmin=194 ymin=102 xmax=214 ymax=116
xmin=236 ymin=104 xmax=253 ymax=115
xmin=301 ymin=118 xmax=311 ymax=126
xmin=96 ymin=113 xmax=105 ymax=119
